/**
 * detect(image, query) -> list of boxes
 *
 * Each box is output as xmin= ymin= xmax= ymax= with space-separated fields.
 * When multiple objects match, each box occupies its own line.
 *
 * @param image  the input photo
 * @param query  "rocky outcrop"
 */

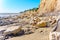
xmin=55 ymin=0 xmax=60 ymax=11
xmin=38 ymin=0 xmax=57 ymax=14
xmin=38 ymin=0 xmax=60 ymax=14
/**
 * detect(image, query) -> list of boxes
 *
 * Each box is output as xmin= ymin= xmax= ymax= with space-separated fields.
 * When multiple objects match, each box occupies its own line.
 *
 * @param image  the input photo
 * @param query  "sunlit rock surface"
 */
xmin=38 ymin=0 xmax=60 ymax=15
xmin=38 ymin=0 xmax=57 ymax=14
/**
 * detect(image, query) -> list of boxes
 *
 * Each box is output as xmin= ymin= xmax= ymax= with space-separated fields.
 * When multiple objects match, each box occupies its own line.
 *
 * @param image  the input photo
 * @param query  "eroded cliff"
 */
xmin=38 ymin=0 xmax=60 ymax=14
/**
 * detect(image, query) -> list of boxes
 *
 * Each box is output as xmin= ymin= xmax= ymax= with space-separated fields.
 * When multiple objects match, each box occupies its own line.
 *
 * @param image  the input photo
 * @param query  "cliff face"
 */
xmin=38 ymin=0 xmax=60 ymax=14
xmin=55 ymin=0 xmax=60 ymax=11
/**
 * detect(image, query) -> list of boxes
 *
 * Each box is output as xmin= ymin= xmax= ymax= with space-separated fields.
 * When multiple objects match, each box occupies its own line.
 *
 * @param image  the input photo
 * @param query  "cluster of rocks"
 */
xmin=0 ymin=26 xmax=21 ymax=40
xmin=0 ymin=0 xmax=60 ymax=40
xmin=0 ymin=12 xmax=59 ymax=40
xmin=0 ymin=25 xmax=36 ymax=40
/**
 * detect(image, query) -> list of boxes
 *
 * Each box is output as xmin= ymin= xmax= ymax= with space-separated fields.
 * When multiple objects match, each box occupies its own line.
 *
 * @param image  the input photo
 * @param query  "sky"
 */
xmin=0 ymin=0 xmax=40 ymax=13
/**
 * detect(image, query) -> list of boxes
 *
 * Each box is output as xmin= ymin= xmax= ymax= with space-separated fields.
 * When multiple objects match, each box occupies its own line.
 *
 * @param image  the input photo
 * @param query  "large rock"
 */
xmin=37 ymin=21 xmax=47 ymax=28
xmin=4 ymin=26 xmax=21 ymax=35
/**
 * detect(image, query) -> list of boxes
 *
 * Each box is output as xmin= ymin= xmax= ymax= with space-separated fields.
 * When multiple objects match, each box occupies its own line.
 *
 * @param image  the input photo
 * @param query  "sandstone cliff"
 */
xmin=38 ymin=0 xmax=60 ymax=14
xmin=55 ymin=0 xmax=60 ymax=11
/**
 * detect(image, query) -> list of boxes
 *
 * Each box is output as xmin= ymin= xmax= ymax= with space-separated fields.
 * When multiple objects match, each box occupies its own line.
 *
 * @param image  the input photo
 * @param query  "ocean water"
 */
xmin=0 ymin=13 xmax=20 ymax=17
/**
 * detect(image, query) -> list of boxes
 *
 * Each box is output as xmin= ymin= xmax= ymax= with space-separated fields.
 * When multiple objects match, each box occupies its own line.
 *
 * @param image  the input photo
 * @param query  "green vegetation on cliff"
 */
xmin=20 ymin=8 xmax=38 ymax=13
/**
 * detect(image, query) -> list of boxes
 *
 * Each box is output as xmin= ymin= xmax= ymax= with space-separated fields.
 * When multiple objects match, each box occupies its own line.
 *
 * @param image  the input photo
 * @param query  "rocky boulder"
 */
xmin=4 ymin=26 xmax=21 ymax=35
xmin=36 ymin=21 xmax=47 ymax=28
